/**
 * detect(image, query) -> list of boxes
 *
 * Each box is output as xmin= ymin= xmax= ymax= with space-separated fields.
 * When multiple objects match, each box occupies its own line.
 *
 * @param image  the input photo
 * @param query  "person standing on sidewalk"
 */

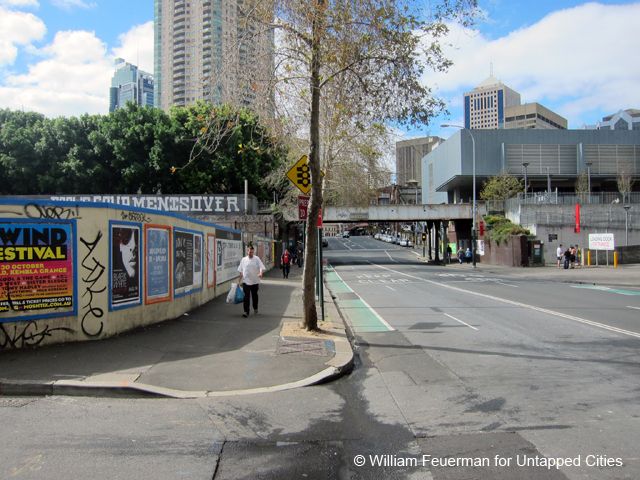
xmin=556 ymin=244 xmax=563 ymax=268
xmin=237 ymin=245 xmax=265 ymax=317
xmin=281 ymin=248 xmax=291 ymax=279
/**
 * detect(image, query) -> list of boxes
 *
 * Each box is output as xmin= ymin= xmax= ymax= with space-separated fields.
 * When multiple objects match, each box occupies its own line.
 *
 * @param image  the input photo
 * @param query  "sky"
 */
xmin=0 ymin=0 xmax=638 ymax=140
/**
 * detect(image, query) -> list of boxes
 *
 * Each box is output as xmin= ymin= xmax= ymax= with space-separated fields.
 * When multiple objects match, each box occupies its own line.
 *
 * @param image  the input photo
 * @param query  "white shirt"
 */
xmin=556 ymin=246 xmax=563 ymax=257
xmin=237 ymin=255 xmax=266 ymax=285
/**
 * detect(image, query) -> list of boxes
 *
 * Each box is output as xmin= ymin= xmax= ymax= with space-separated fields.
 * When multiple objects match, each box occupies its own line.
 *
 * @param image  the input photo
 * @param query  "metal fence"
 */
xmin=514 ymin=191 xmax=640 ymax=205
xmin=519 ymin=209 xmax=638 ymax=230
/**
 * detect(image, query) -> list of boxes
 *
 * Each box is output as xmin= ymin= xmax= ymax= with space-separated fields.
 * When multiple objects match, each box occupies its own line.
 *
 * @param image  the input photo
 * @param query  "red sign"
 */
xmin=317 ymin=208 xmax=323 ymax=227
xmin=479 ymin=220 xmax=485 ymax=237
xmin=298 ymin=195 xmax=309 ymax=220
xmin=575 ymin=203 xmax=581 ymax=233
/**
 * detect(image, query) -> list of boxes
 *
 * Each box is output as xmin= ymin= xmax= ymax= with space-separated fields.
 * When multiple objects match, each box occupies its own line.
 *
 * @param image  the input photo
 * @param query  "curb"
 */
xmin=0 ymin=282 xmax=356 ymax=400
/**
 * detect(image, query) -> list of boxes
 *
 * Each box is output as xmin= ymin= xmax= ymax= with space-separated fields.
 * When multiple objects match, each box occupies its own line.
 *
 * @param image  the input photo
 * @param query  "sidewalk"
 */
xmin=0 ymin=266 xmax=353 ymax=399
xmin=417 ymin=252 xmax=640 ymax=287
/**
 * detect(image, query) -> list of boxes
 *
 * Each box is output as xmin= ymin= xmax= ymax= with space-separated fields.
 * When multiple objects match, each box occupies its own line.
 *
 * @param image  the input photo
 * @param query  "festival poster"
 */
xmin=215 ymin=238 xmax=243 ymax=285
xmin=110 ymin=224 xmax=141 ymax=308
xmin=193 ymin=233 xmax=203 ymax=288
xmin=0 ymin=222 xmax=74 ymax=316
xmin=174 ymin=230 xmax=194 ymax=295
xmin=145 ymin=226 xmax=171 ymax=303
xmin=207 ymin=234 xmax=216 ymax=288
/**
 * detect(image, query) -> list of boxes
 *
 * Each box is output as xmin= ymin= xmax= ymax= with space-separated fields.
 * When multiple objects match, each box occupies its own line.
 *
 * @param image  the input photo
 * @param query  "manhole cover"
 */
xmin=277 ymin=337 xmax=334 ymax=356
xmin=0 ymin=398 xmax=36 ymax=408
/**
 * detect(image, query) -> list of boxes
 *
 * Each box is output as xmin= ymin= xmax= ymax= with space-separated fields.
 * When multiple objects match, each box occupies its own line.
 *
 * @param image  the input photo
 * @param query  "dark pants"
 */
xmin=242 ymin=283 xmax=259 ymax=314
xmin=282 ymin=263 xmax=290 ymax=278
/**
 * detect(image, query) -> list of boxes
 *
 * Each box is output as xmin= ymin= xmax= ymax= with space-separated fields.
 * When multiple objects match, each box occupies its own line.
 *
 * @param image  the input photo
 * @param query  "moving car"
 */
xmin=322 ymin=238 xmax=328 ymax=247
xmin=342 ymin=231 xmax=350 ymax=238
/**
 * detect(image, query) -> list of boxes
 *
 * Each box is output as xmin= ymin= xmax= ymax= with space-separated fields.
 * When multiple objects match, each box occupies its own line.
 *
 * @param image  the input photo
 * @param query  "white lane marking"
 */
xmin=369 ymin=262 xmax=640 ymax=340
xmin=627 ymin=306 xmax=640 ymax=311
xmin=385 ymin=285 xmax=396 ymax=291
xmin=444 ymin=313 xmax=479 ymax=331
xmin=331 ymin=267 xmax=395 ymax=331
xmin=497 ymin=281 xmax=519 ymax=288
xmin=385 ymin=250 xmax=396 ymax=262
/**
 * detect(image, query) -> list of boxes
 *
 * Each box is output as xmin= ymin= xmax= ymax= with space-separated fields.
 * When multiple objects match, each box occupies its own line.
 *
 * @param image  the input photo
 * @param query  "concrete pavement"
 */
xmin=0 ymin=266 xmax=353 ymax=399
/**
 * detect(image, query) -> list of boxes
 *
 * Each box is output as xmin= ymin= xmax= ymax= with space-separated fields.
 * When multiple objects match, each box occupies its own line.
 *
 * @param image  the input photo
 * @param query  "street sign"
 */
xmin=286 ymin=155 xmax=311 ymax=194
xmin=589 ymin=233 xmax=615 ymax=251
xmin=298 ymin=195 xmax=309 ymax=220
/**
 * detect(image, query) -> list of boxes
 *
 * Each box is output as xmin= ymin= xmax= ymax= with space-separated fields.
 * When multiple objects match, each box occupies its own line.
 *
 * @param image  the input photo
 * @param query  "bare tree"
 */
xmin=617 ymin=161 xmax=635 ymax=203
xmin=199 ymin=0 xmax=477 ymax=330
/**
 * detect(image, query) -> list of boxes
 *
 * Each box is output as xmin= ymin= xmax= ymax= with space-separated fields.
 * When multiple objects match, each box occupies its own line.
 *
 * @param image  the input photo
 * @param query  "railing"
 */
xmin=514 ymin=192 xmax=640 ymax=205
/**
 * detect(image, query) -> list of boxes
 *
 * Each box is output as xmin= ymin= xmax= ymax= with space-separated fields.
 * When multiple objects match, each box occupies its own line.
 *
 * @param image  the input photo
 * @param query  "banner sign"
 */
xmin=588 ymin=233 xmax=615 ymax=251
xmin=145 ymin=226 xmax=171 ymax=303
xmin=298 ymin=195 xmax=309 ymax=220
xmin=0 ymin=222 xmax=74 ymax=316
xmin=110 ymin=224 xmax=141 ymax=308
xmin=193 ymin=233 xmax=203 ymax=288
xmin=216 ymin=238 xmax=243 ymax=285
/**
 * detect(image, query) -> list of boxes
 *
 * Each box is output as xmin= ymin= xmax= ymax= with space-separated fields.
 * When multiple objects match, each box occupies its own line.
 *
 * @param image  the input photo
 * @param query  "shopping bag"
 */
xmin=226 ymin=283 xmax=238 ymax=304
xmin=234 ymin=285 xmax=245 ymax=304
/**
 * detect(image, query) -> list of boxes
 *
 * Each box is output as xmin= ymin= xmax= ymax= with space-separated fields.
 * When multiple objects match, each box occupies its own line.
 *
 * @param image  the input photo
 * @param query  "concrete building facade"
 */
xmin=588 ymin=109 xmax=640 ymax=131
xmin=421 ymin=129 xmax=640 ymax=205
xmin=109 ymin=58 xmax=154 ymax=112
xmin=153 ymin=0 xmax=274 ymax=113
xmin=395 ymin=136 xmax=442 ymax=189
xmin=504 ymin=103 xmax=567 ymax=130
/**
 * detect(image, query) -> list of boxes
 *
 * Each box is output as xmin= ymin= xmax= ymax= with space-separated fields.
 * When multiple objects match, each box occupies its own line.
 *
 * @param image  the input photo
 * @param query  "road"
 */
xmin=1 ymin=235 xmax=638 ymax=479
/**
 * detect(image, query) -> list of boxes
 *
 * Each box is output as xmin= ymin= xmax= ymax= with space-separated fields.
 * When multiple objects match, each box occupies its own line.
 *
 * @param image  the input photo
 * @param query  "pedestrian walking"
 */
xmin=458 ymin=248 xmax=464 ymax=264
xmin=297 ymin=245 xmax=304 ymax=267
xmin=563 ymin=246 xmax=571 ymax=270
xmin=556 ymin=244 xmax=563 ymax=268
xmin=446 ymin=245 xmax=452 ymax=264
xmin=465 ymin=247 xmax=472 ymax=264
xmin=281 ymin=248 xmax=292 ymax=279
xmin=237 ymin=245 xmax=265 ymax=317
xmin=570 ymin=245 xmax=577 ymax=269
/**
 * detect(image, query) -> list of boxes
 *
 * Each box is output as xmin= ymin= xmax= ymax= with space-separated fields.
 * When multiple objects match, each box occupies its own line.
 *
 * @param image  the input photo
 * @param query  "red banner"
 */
xmin=317 ymin=208 xmax=323 ymax=228
xmin=575 ymin=204 xmax=581 ymax=233
xmin=298 ymin=195 xmax=309 ymax=220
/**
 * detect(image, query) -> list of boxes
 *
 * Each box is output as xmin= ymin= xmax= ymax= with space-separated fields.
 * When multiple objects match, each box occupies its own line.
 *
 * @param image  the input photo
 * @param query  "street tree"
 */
xmin=480 ymin=172 xmax=524 ymax=201
xmin=617 ymin=161 xmax=635 ymax=203
xmin=232 ymin=0 xmax=478 ymax=330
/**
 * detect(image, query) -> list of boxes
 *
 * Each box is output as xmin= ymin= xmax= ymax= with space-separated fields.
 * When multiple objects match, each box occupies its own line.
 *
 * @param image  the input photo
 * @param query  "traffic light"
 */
xmin=421 ymin=233 xmax=427 ymax=242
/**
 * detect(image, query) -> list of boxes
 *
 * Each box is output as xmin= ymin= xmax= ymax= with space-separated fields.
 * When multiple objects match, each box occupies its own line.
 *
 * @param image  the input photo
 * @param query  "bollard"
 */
xmin=614 ymin=251 xmax=618 ymax=268
xmin=587 ymin=250 xmax=591 ymax=266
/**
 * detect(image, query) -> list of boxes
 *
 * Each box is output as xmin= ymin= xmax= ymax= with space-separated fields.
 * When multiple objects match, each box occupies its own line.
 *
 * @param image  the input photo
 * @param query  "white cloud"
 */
xmin=0 ymin=0 xmax=39 ymax=7
xmin=112 ymin=21 xmax=154 ymax=74
xmin=51 ymin=0 xmax=95 ymax=10
xmin=425 ymin=2 xmax=640 ymax=127
xmin=0 ymin=6 xmax=46 ymax=65
xmin=0 ymin=20 xmax=154 ymax=117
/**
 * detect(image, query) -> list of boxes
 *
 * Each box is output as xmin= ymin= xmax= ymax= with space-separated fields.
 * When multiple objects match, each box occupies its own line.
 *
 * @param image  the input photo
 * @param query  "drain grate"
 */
xmin=277 ymin=337 xmax=334 ymax=356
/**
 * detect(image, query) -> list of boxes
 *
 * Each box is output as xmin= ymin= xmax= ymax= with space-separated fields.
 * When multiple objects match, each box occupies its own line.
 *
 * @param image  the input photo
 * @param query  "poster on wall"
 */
xmin=207 ymin=234 xmax=216 ymax=287
xmin=0 ymin=222 xmax=75 ymax=318
xmin=193 ymin=233 xmax=203 ymax=288
xmin=110 ymin=224 xmax=141 ymax=308
xmin=215 ymin=237 xmax=242 ymax=285
xmin=145 ymin=226 xmax=171 ymax=303
xmin=174 ymin=230 xmax=194 ymax=295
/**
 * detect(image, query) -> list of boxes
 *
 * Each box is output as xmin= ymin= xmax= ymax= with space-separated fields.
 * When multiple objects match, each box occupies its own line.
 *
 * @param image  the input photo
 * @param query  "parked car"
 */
xmin=399 ymin=239 xmax=408 ymax=247
xmin=342 ymin=231 xmax=350 ymax=238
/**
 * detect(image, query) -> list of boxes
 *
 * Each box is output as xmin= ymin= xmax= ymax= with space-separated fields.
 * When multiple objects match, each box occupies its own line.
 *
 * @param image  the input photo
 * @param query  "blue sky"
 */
xmin=0 ymin=0 xmax=638 ymax=140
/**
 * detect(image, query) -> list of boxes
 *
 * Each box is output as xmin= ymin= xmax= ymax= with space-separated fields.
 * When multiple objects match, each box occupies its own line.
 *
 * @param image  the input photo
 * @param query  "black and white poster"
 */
xmin=174 ymin=230 xmax=194 ymax=295
xmin=110 ymin=224 xmax=141 ymax=308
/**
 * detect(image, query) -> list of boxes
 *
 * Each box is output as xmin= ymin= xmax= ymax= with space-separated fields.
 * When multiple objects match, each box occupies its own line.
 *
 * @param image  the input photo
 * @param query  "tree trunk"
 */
xmin=302 ymin=0 xmax=325 ymax=331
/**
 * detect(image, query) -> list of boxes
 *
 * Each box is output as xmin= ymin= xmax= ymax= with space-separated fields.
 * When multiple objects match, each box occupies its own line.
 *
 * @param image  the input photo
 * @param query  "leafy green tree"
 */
xmin=480 ymin=172 xmax=524 ymax=201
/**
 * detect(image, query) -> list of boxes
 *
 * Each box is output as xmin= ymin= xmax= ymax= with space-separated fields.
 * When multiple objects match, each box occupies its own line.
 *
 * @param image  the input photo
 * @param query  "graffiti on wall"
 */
xmin=0 ymin=223 xmax=75 ymax=316
xmin=79 ymin=231 xmax=106 ymax=337
xmin=0 ymin=204 xmax=82 ymax=221
xmin=0 ymin=321 xmax=74 ymax=350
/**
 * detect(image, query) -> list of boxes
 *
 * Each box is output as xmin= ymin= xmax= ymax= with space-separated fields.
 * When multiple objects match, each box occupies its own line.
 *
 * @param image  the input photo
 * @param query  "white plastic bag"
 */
xmin=226 ymin=283 xmax=238 ymax=304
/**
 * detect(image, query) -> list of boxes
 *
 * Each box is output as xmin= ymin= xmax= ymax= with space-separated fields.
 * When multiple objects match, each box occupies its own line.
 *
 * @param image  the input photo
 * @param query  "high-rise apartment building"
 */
xmin=464 ymin=76 xmax=566 ymax=130
xmin=109 ymin=58 xmax=154 ymax=112
xmin=154 ymin=0 xmax=274 ymax=113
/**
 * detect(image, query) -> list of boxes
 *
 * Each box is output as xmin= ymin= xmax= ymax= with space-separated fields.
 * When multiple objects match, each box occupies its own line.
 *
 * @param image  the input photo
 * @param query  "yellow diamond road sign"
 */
xmin=287 ymin=155 xmax=312 ymax=194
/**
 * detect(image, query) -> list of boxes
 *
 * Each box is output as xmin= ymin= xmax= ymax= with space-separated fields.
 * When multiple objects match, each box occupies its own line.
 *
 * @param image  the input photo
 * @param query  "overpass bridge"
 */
xmin=322 ymin=203 xmax=485 ymax=222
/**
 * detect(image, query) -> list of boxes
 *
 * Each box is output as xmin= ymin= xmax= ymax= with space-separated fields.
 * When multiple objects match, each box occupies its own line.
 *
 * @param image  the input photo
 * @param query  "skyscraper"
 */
xmin=463 ymin=76 xmax=567 ymax=130
xmin=154 ymin=0 xmax=274 ymax=113
xmin=109 ymin=58 xmax=154 ymax=112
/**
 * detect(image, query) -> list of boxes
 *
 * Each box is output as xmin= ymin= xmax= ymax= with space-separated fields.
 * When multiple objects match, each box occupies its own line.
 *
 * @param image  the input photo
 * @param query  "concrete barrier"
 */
xmin=0 ymin=199 xmax=273 ymax=350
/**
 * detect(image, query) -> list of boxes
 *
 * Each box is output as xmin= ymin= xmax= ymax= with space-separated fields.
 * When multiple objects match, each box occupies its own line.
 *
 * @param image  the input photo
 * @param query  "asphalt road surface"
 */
xmin=1 ymin=235 xmax=638 ymax=480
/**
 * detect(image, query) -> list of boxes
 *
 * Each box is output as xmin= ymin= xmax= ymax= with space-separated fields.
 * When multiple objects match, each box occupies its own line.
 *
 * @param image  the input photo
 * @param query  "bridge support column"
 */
xmin=427 ymin=221 xmax=433 ymax=260
xmin=434 ymin=220 xmax=441 ymax=263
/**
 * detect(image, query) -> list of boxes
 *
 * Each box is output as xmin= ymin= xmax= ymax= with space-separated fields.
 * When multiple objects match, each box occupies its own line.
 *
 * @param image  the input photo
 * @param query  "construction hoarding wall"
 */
xmin=0 ymin=199 xmax=264 ymax=351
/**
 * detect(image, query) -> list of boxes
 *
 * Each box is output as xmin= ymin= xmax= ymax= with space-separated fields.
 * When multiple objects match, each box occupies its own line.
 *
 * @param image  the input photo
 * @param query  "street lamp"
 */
xmin=522 ymin=162 xmax=529 ymax=199
xmin=442 ymin=124 xmax=476 ymax=267
xmin=546 ymin=166 xmax=551 ymax=194
xmin=585 ymin=161 xmax=592 ymax=203
xmin=624 ymin=205 xmax=631 ymax=246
